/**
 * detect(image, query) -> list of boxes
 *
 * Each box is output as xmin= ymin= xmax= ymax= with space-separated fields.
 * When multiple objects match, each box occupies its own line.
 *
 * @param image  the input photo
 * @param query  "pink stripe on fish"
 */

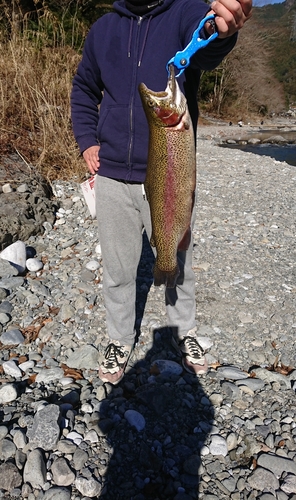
xmin=163 ymin=134 xmax=177 ymax=239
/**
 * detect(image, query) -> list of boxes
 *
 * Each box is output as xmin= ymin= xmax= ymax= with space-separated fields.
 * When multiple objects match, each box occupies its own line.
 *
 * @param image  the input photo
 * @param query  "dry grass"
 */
xmin=0 ymin=2 xmax=88 ymax=182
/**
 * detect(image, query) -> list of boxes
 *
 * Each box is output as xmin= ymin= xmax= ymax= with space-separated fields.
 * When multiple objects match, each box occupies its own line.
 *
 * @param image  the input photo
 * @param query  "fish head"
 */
xmin=139 ymin=64 xmax=187 ymax=128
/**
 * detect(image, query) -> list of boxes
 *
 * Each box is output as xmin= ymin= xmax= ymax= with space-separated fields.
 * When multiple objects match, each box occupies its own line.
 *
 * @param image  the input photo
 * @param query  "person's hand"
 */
xmin=83 ymin=145 xmax=100 ymax=175
xmin=205 ymin=0 xmax=252 ymax=38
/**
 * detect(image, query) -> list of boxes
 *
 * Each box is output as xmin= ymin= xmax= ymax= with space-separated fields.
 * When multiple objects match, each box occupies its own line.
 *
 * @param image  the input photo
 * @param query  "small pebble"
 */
xmin=124 ymin=410 xmax=146 ymax=431
xmin=26 ymin=258 xmax=43 ymax=272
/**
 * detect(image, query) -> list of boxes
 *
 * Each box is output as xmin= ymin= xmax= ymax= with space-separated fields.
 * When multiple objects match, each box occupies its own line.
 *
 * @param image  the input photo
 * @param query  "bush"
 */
xmin=0 ymin=0 xmax=97 ymax=181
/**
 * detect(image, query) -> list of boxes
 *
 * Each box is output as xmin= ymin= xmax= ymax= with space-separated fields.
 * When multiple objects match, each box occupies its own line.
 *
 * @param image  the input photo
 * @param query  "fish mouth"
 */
xmin=139 ymin=64 xmax=183 ymax=114
xmin=139 ymin=64 xmax=176 ymax=94
xmin=138 ymin=64 xmax=187 ymax=126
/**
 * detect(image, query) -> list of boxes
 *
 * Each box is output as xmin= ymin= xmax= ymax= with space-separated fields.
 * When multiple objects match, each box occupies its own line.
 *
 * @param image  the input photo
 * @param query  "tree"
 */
xmin=199 ymin=19 xmax=286 ymax=118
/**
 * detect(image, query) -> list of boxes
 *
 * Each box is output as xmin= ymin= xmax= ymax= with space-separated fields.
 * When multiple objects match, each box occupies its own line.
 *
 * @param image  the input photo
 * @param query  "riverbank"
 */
xmin=0 ymin=140 xmax=295 ymax=499
xmin=197 ymin=116 xmax=296 ymax=142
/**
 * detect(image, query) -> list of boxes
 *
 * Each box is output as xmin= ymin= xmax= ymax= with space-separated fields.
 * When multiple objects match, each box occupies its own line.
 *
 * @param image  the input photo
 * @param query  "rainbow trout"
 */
xmin=139 ymin=64 xmax=196 ymax=288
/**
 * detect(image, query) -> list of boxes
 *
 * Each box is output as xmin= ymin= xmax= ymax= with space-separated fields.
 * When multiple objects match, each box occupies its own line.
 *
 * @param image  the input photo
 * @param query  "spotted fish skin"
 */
xmin=139 ymin=65 xmax=196 ymax=288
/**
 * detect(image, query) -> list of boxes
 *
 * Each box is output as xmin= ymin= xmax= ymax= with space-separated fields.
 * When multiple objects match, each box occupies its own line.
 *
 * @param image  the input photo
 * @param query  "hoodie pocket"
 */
xmin=97 ymin=105 xmax=130 ymax=162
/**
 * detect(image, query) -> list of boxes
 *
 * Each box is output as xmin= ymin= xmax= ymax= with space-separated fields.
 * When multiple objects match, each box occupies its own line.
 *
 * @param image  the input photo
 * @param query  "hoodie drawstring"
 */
xmin=127 ymin=16 xmax=152 ymax=66
xmin=138 ymin=16 xmax=152 ymax=67
xmin=127 ymin=17 xmax=134 ymax=58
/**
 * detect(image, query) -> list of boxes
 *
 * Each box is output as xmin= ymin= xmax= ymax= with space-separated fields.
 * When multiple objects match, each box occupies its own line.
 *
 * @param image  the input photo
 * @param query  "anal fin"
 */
xmin=177 ymin=227 xmax=191 ymax=252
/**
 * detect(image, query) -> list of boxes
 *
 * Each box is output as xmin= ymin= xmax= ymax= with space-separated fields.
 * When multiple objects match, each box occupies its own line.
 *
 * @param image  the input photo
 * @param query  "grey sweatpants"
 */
xmin=95 ymin=175 xmax=197 ymax=346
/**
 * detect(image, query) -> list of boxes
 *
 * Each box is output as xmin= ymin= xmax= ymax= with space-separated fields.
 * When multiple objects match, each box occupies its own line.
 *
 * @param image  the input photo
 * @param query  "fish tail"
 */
xmin=153 ymin=263 xmax=180 ymax=288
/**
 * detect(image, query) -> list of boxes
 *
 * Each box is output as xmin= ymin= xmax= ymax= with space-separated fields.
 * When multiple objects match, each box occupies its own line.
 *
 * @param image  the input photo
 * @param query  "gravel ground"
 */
xmin=0 ymin=135 xmax=295 ymax=500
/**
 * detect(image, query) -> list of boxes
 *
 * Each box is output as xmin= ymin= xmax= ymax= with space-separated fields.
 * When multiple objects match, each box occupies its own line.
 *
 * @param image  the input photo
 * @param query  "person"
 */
xmin=71 ymin=0 xmax=252 ymax=385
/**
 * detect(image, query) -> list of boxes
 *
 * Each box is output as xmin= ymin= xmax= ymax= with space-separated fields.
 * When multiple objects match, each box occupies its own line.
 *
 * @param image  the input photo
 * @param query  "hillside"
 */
xmin=252 ymin=0 xmax=296 ymax=105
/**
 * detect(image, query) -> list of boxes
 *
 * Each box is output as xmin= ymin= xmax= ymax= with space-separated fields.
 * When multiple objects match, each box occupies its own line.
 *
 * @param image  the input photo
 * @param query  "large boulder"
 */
xmin=0 ymin=155 xmax=57 ymax=251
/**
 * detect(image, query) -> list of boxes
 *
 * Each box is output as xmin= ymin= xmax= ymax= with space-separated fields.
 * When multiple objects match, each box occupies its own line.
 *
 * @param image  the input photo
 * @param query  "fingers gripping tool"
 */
xmin=166 ymin=14 xmax=218 ymax=77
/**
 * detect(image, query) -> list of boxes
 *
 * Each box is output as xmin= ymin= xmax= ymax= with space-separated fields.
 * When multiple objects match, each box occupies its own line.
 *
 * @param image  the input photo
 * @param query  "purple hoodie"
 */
xmin=71 ymin=0 xmax=237 ymax=182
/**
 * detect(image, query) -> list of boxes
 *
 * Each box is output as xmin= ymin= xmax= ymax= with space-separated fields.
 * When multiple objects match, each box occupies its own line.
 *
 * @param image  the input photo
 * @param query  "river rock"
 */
xmin=0 ymin=240 xmax=26 ymax=273
xmin=66 ymin=431 xmax=83 ymax=445
xmin=0 ymin=160 xmax=56 ymax=251
xmin=66 ymin=344 xmax=99 ymax=369
xmin=2 ymin=360 xmax=22 ymax=378
xmin=124 ymin=409 xmax=146 ymax=431
xmin=248 ymin=137 xmax=261 ymax=144
xmin=236 ymin=377 xmax=265 ymax=391
xmin=73 ymin=448 xmax=89 ymax=470
xmin=13 ymin=429 xmax=27 ymax=449
xmin=0 ymin=383 xmax=18 ymax=404
xmin=0 ymin=426 xmax=8 ymax=439
xmin=217 ymin=366 xmax=249 ymax=380
xmin=0 ymin=439 xmax=16 ymax=460
xmin=23 ymin=448 xmax=46 ymax=488
xmin=75 ymin=476 xmax=102 ymax=497
xmin=0 ymin=259 xmax=18 ymax=278
xmin=151 ymin=359 xmax=183 ymax=376
xmin=263 ymin=135 xmax=288 ymax=144
xmin=209 ymin=435 xmax=228 ymax=456
xmin=85 ymin=259 xmax=101 ymax=271
xmin=226 ymin=432 xmax=238 ymax=451
xmin=51 ymin=457 xmax=75 ymax=486
xmin=281 ymin=474 xmax=296 ymax=495
xmin=0 ymin=312 xmax=10 ymax=324
xmin=247 ymin=466 xmax=279 ymax=491
xmin=257 ymin=453 xmax=296 ymax=477
xmin=26 ymin=257 xmax=43 ymax=272
xmin=221 ymin=381 xmax=241 ymax=399
xmin=0 ymin=277 xmax=24 ymax=291
xmin=0 ymin=462 xmax=22 ymax=492
xmin=42 ymin=487 xmax=72 ymax=500
xmin=27 ymin=404 xmax=61 ymax=450
xmin=2 ymin=183 xmax=13 ymax=193
xmin=35 ymin=367 xmax=65 ymax=384
xmin=0 ymin=328 xmax=24 ymax=345
xmin=251 ymin=367 xmax=292 ymax=389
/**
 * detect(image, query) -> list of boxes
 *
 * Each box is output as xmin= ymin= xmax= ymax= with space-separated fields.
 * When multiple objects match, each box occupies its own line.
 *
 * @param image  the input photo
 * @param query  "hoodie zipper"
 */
xmin=127 ymin=16 xmax=143 ymax=176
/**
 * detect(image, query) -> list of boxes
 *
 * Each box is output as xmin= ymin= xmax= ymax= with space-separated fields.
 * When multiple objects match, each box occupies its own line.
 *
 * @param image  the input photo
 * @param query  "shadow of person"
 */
xmin=96 ymin=326 xmax=214 ymax=500
xmin=91 ymin=228 xmax=214 ymax=499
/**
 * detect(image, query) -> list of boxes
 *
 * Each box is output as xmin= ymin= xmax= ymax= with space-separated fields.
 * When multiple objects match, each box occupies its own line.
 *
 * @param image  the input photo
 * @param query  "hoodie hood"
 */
xmin=113 ymin=0 xmax=176 ymax=17
xmin=114 ymin=0 xmax=176 ymax=66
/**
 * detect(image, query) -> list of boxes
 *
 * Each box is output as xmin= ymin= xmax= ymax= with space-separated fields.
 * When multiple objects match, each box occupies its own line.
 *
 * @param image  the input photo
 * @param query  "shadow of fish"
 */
xmin=139 ymin=64 xmax=196 ymax=288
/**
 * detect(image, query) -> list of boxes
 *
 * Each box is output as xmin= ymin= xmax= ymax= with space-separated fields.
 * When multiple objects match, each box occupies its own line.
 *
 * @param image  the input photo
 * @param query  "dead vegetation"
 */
xmin=0 ymin=0 xmax=88 ymax=181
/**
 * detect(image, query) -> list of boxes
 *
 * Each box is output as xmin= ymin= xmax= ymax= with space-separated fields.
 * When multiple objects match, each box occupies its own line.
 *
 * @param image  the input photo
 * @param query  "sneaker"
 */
xmin=99 ymin=340 xmax=132 ymax=385
xmin=172 ymin=330 xmax=208 ymax=375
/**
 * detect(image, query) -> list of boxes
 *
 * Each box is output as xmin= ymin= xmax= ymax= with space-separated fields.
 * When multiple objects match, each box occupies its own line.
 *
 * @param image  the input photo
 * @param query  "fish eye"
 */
xmin=147 ymin=99 xmax=154 ymax=107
